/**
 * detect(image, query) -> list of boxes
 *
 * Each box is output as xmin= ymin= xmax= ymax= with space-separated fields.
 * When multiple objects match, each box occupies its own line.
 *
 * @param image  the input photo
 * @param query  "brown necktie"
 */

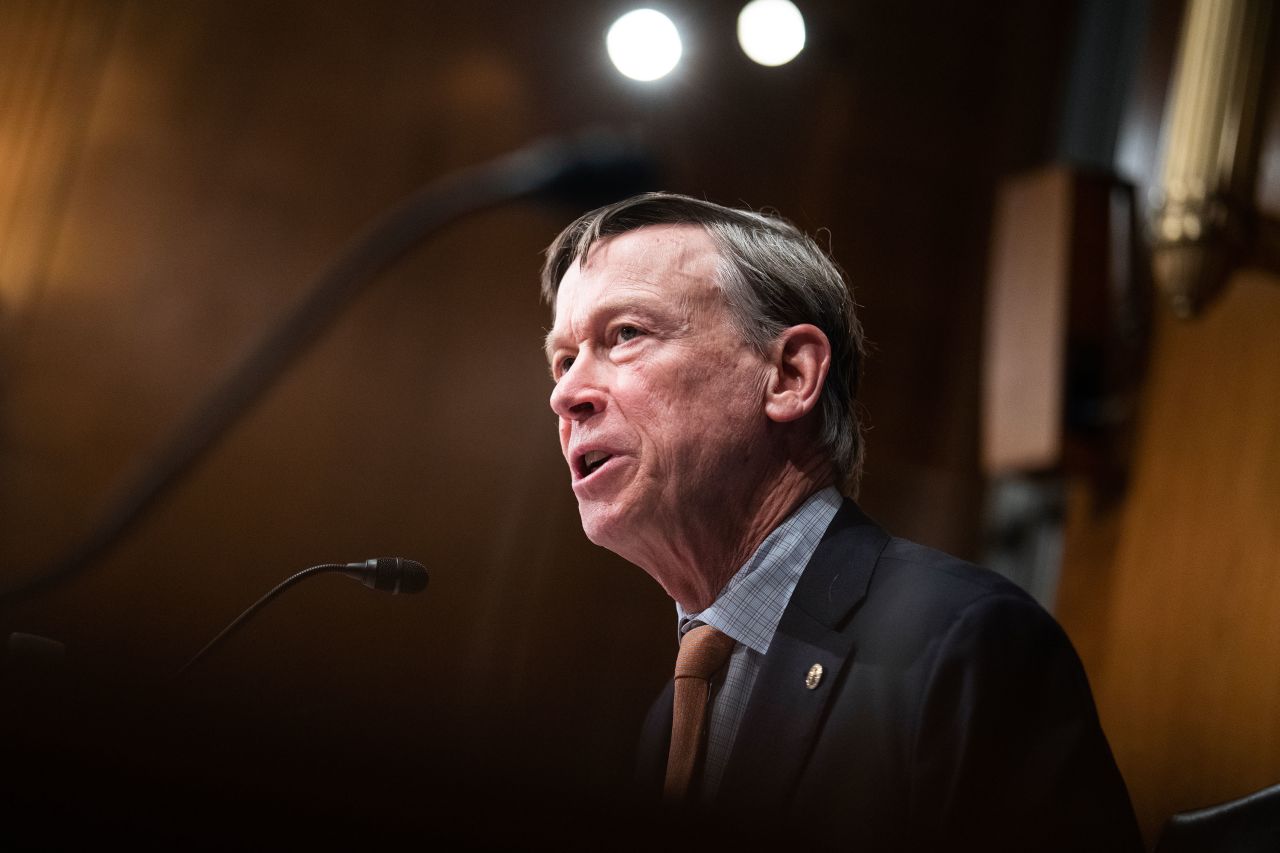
xmin=664 ymin=624 xmax=736 ymax=803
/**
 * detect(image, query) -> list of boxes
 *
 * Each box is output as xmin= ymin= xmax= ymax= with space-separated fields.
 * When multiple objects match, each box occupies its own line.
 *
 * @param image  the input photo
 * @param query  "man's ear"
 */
xmin=763 ymin=324 xmax=831 ymax=424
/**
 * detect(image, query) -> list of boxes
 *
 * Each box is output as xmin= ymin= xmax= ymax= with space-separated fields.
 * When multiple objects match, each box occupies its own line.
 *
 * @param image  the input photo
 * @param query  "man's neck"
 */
xmin=655 ymin=458 xmax=835 ymax=613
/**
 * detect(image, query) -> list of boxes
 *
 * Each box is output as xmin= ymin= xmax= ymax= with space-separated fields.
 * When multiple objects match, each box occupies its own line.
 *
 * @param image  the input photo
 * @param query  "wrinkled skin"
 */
xmin=545 ymin=224 xmax=831 ymax=611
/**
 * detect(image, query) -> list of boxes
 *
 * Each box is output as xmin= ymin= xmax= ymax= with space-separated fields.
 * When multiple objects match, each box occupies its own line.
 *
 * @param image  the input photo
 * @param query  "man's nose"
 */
xmin=549 ymin=352 xmax=607 ymax=421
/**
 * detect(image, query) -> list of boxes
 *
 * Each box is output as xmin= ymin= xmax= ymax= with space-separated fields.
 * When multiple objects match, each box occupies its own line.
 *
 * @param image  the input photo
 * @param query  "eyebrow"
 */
xmin=542 ymin=329 xmax=561 ymax=366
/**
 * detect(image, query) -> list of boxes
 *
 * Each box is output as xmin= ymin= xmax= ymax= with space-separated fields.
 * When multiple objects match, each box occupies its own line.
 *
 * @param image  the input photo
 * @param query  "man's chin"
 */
xmin=578 ymin=511 xmax=620 ymax=549
xmin=576 ymin=501 xmax=637 ymax=554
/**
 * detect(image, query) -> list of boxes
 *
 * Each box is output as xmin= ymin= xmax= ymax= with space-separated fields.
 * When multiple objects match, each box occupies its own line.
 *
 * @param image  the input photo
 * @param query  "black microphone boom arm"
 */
xmin=175 ymin=557 xmax=429 ymax=677
xmin=1 ymin=128 xmax=654 ymax=605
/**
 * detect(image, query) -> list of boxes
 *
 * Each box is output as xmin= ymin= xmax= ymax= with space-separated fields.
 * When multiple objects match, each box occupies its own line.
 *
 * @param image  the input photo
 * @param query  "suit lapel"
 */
xmin=635 ymin=678 xmax=674 ymax=795
xmin=717 ymin=500 xmax=889 ymax=810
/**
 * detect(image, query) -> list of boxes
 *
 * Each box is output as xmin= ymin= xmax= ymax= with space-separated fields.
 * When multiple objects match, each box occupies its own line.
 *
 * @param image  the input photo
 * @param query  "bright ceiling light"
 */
xmin=607 ymin=9 xmax=683 ymax=82
xmin=737 ymin=0 xmax=806 ymax=67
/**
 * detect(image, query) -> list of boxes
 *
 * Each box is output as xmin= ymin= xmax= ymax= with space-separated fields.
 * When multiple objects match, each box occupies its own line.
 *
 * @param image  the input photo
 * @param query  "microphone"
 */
xmin=341 ymin=557 xmax=429 ymax=594
xmin=501 ymin=127 xmax=660 ymax=210
xmin=1 ymin=128 xmax=657 ymax=607
xmin=176 ymin=558 xmax=428 ymax=677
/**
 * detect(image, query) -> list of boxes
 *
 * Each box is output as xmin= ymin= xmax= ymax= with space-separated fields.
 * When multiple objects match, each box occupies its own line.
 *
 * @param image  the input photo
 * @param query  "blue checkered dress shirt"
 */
xmin=675 ymin=486 xmax=842 ymax=800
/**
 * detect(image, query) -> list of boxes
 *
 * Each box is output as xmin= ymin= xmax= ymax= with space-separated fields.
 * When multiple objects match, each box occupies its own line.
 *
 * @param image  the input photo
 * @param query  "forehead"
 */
xmin=554 ymin=223 xmax=722 ymax=311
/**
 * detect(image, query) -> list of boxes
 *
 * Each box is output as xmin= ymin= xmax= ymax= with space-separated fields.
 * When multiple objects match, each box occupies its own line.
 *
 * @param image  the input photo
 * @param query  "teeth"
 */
xmin=582 ymin=450 xmax=611 ymax=473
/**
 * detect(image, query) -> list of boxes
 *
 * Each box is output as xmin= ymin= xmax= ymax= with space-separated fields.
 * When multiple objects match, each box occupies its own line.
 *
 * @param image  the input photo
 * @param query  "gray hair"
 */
xmin=541 ymin=192 xmax=866 ymax=493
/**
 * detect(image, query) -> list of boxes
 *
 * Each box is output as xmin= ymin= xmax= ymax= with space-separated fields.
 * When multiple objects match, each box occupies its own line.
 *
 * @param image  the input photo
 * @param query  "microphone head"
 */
xmin=527 ymin=127 xmax=661 ymax=211
xmin=348 ymin=558 xmax=429 ymax=594
xmin=388 ymin=558 xmax=429 ymax=594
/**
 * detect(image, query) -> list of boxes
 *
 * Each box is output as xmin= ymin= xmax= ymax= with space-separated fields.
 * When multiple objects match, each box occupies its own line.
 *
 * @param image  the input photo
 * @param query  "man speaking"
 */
xmin=540 ymin=192 xmax=1141 ymax=851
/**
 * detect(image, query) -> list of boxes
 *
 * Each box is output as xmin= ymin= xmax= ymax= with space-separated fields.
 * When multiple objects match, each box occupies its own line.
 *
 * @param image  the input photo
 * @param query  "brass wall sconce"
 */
xmin=1151 ymin=0 xmax=1271 ymax=318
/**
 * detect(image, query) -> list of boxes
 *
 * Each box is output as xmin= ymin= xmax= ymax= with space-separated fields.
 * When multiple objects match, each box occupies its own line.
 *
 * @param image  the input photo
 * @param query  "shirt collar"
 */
xmin=676 ymin=487 xmax=842 ymax=655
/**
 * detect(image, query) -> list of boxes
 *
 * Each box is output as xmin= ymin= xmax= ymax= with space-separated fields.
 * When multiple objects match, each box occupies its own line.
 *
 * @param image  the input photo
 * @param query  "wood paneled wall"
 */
xmin=1057 ymin=272 xmax=1280 ymax=843
xmin=0 ymin=0 xmax=122 ymax=318
xmin=0 ymin=0 xmax=1081 ymax=835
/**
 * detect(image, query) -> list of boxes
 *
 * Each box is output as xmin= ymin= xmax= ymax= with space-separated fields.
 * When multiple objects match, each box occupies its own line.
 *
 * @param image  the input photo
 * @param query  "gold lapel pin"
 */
xmin=805 ymin=663 xmax=824 ymax=690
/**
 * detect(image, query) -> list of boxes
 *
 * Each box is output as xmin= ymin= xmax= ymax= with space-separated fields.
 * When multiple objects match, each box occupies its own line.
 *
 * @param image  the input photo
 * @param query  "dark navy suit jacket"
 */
xmin=637 ymin=500 xmax=1142 ymax=851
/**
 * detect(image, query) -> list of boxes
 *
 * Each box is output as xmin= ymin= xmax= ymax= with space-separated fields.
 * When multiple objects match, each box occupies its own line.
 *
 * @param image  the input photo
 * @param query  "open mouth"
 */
xmin=579 ymin=450 xmax=614 ymax=478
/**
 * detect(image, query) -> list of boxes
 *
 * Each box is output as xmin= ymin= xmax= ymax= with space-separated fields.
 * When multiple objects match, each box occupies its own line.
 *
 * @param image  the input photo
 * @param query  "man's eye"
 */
xmin=617 ymin=326 xmax=641 ymax=343
xmin=558 ymin=356 xmax=575 ymax=375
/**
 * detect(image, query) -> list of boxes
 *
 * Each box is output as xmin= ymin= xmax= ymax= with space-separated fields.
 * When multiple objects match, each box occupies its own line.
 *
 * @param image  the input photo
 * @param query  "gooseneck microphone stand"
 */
xmin=175 ymin=564 xmax=351 ymax=678
xmin=0 ymin=129 xmax=655 ymax=607
xmin=175 ymin=557 xmax=429 ymax=677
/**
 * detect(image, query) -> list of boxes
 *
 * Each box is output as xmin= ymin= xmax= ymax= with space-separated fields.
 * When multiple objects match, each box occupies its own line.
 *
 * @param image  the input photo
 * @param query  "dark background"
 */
xmin=7 ymin=0 xmax=1279 ymax=846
